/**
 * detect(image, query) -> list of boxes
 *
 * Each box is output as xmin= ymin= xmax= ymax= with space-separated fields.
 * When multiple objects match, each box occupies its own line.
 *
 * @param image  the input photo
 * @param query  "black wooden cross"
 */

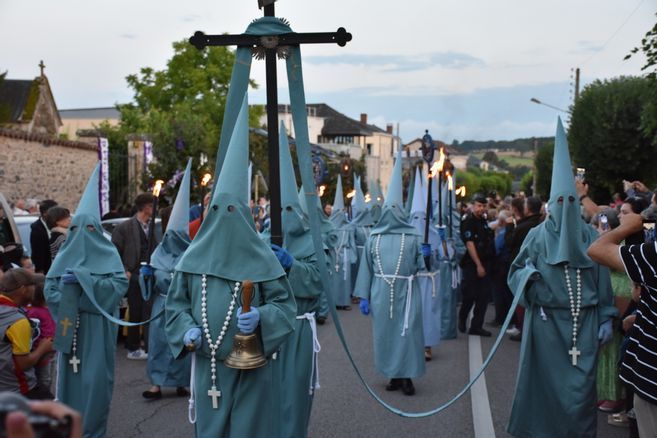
xmin=189 ymin=0 xmax=351 ymax=245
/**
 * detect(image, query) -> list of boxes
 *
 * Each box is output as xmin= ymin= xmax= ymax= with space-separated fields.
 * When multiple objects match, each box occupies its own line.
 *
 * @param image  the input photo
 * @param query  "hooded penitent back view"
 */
xmin=45 ymin=164 xmax=128 ymax=438
xmin=165 ymin=94 xmax=296 ymax=438
xmin=354 ymin=151 xmax=426 ymax=392
xmin=506 ymin=117 xmax=616 ymax=438
xmin=329 ymin=174 xmax=357 ymax=307
xmin=141 ymin=158 xmax=193 ymax=395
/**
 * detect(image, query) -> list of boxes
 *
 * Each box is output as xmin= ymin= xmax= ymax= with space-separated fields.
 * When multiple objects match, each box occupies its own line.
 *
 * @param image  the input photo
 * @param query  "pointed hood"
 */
xmin=280 ymin=122 xmax=314 ymax=259
xmin=299 ymin=185 xmax=338 ymax=249
xmin=151 ymin=159 xmax=192 ymax=272
xmin=410 ymin=167 xmax=425 ymax=215
xmin=371 ymin=151 xmax=418 ymax=235
xmin=48 ymin=163 xmax=124 ymax=277
xmin=404 ymin=165 xmax=416 ymax=216
xmin=351 ymin=173 xmax=374 ymax=227
xmin=176 ymin=94 xmax=285 ymax=281
xmin=330 ymin=174 xmax=349 ymax=228
xmin=543 ymin=117 xmax=593 ymax=267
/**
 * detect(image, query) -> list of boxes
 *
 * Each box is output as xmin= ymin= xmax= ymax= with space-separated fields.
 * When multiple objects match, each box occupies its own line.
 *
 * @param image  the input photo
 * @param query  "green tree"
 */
xmin=118 ymin=39 xmax=262 ymax=194
xmin=568 ymin=76 xmax=657 ymax=202
xmin=533 ymin=141 xmax=554 ymax=200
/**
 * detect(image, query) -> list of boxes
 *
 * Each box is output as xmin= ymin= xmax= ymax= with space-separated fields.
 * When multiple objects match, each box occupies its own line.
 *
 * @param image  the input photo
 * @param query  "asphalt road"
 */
xmin=106 ymin=304 xmax=627 ymax=437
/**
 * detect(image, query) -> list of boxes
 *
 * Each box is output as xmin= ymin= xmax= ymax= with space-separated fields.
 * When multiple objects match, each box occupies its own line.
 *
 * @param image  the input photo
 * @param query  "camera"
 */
xmin=643 ymin=219 xmax=656 ymax=244
xmin=0 ymin=392 xmax=71 ymax=438
xmin=599 ymin=214 xmax=609 ymax=231
xmin=576 ymin=167 xmax=586 ymax=182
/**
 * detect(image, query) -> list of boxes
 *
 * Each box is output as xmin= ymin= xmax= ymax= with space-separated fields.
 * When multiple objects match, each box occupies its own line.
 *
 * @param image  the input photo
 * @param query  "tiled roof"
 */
xmin=0 ymin=127 xmax=97 ymax=151
xmin=59 ymin=107 xmax=121 ymax=120
xmin=0 ymin=79 xmax=35 ymax=122
xmin=278 ymin=103 xmax=381 ymax=137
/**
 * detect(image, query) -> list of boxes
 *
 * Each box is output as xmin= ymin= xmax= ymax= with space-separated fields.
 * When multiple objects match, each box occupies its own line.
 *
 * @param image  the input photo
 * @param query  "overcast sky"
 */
xmin=1 ymin=0 xmax=655 ymax=142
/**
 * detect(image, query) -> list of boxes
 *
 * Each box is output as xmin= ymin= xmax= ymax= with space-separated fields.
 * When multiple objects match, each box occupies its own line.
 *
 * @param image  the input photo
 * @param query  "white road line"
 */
xmin=468 ymin=333 xmax=496 ymax=438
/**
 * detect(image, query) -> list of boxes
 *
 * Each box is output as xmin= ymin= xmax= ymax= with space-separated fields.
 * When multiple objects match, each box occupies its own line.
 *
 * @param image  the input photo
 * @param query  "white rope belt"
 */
xmin=453 ymin=266 xmax=462 ymax=289
xmin=417 ymin=271 xmax=440 ymax=298
xmin=343 ymin=247 xmax=349 ymax=280
xmin=188 ymin=352 xmax=197 ymax=424
xmin=296 ymin=312 xmax=321 ymax=394
xmin=374 ymin=273 xmax=415 ymax=337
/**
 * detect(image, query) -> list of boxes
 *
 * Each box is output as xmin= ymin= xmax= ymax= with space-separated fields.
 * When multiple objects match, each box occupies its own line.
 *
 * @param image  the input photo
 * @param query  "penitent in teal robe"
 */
xmin=330 ymin=226 xmax=358 ymax=307
xmin=46 ymin=269 xmax=127 ymax=438
xmin=354 ymin=233 xmax=426 ymax=378
xmin=507 ymin=226 xmax=617 ymax=438
xmin=165 ymin=274 xmax=295 ymax=438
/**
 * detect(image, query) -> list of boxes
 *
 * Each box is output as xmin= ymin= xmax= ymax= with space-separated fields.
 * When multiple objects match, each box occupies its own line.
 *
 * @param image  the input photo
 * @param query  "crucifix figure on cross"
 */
xmin=189 ymin=0 xmax=351 ymax=246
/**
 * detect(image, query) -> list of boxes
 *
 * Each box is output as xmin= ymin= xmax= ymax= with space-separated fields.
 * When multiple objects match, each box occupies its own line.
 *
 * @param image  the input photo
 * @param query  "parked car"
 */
xmin=0 ymin=193 xmax=24 ymax=268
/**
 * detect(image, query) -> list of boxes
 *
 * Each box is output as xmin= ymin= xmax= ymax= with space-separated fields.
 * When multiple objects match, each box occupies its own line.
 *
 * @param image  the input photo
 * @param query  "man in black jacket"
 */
xmin=29 ymin=200 xmax=57 ymax=274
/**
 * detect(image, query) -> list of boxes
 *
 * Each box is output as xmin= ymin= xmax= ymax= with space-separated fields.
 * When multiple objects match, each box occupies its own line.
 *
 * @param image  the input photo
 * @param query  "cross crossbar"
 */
xmin=190 ymin=28 xmax=352 ymax=50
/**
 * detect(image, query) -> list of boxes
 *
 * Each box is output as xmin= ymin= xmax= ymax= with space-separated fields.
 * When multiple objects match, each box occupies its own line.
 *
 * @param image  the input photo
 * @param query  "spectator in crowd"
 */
xmin=588 ymin=211 xmax=657 ymax=437
xmin=19 ymin=257 xmax=34 ymax=272
xmin=29 ymin=200 xmax=57 ymax=274
xmin=504 ymin=196 xmax=543 ymax=341
xmin=25 ymin=199 xmax=39 ymax=215
xmin=45 ymin=207 xmax=71 ymax=261
xmin=25 ymin=281 xmax=55 ymax=394
xmin=111 ymin=193 xmax=160 ymax=360
xmin=188 ymin=192 xmax=210 ymax=240
xmin=490 ymin=209 xmax=512 ymax=327
xmin=323 ymin=203 xmax=332 ymax=217
xmin=0 ymin=268 xmax=53 ymax=399
xmin=12 ymin=199 xmax=28 ymax=216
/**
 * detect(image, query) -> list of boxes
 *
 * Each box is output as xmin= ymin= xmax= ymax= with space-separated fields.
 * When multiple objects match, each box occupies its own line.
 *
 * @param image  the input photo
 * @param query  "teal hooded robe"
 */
xmin=506 ymin=118 xmax=617 ymax=438
xmin=271 ymin=125 xmax=323 ymax=438
xmin=45 ymin=164 xmax=129 ymax=438
xmin=140 ymin=159 xmax=193 ymax=389
xmin=165 ymin=96 xmax=296 ymax=438
xmin=354 ymin=153 xmax=426 ymax=379
xmin=329 ymin=175 xmax=358 ymax=307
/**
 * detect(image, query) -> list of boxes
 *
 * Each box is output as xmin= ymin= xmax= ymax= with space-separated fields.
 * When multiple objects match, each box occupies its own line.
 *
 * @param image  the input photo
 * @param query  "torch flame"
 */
xmin=201 ymin=173 xmax=212 ymax=187
xmin=447 ymin=172 xmax=453 ymax=191
xmin=455 ymin=185 xmax=466 ymax=197
xmin=152 ymin=180 xmax=165 ymax=197
xmin=364 ymin=193 xmax=371 ymax=203
xmin=346 ymin=189 xmax=356 ymax=199
xmin=437 ymin=147 xmax=445 ymax=172
xmin=318 ymin=185 xmax=326 ymax=197
xmin=429 ymin=162 xmax=440 ymax=178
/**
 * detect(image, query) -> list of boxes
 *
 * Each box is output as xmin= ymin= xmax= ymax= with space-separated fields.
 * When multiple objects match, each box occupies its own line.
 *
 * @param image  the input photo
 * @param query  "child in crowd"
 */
xmin=26 ymin=281 xmax=56 ymax=392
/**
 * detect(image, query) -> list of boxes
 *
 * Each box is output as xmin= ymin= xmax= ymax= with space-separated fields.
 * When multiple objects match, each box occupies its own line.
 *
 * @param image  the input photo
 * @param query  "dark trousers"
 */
xmin=493 ymin=260 xmax=515 ymax=325
xmin=126 ymin=274 xmax=152 ymax=352
xmin=459 ymin=263 xmax=491 ymax=331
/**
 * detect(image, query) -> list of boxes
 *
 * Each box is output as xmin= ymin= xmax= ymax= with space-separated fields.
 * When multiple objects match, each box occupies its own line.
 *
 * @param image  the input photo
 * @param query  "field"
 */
xmin=472 ymin=151 xmax=534 ymax=168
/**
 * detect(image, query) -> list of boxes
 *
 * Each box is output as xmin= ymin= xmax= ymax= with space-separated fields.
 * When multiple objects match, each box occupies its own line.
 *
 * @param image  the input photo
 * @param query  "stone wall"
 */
xmin=0 ymin=129 xmax=98 ymax=210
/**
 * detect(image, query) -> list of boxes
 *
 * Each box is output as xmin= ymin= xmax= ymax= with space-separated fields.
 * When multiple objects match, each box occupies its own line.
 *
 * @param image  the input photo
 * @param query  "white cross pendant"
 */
xmin=69 ymin=355 xmax=80 ymax=373
xmin=569 ymin=346 xmax=581 ymax=366
xmin=208 ymin=385 xmax=221 ymax=409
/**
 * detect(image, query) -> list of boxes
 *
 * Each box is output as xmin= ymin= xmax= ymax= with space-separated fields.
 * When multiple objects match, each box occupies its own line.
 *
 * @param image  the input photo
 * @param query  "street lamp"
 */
xmin=530 ymin=97 xmax=571 ymax=114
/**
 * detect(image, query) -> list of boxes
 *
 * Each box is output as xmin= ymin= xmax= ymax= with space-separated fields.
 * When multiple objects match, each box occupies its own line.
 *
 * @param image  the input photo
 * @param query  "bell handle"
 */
xmin=241 ymin=280 xmax=254 ymax=313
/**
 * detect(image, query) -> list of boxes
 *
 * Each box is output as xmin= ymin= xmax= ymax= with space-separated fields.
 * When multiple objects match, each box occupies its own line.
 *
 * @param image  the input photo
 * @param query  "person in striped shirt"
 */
xmin=588 ymin=211 xmax=657 ymax=437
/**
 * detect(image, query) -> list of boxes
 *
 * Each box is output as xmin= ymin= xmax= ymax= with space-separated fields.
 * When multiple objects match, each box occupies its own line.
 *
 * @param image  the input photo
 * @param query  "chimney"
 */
xmin=360 ymin=113 xmax=368 ymax=124
xmin=386 ymin=123 xmax=393 ymax=134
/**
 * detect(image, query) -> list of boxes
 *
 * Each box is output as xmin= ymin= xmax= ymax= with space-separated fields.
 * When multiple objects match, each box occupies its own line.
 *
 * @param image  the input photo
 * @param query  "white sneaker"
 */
xmin=506 ymin=327 xmax=521 ymax=336
xmin=127 ymin=349 xmax=148 ymax=360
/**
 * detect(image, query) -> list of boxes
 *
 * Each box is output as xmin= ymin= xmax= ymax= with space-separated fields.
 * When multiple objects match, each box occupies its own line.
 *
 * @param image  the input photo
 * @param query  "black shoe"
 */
xmin=385 ymin=378 xmax=401 ymax=391
xmin=176 ymin=387 xmax=190 ymax=397
xmin=401 ymin=378 xmax=415 ymax=396
xmin=142 ymin=390 xmax=162 ymax=400
xmin=509 ymin=332 xmax=522 ymax=342
xmin=316 ymin=316 xmax=326 ymax=325
xmin=468 ymin=328 xmax=492 ymax=337
xmin=458 ymin=319 xmax=467 ymax=333
xmin=487 ymin=319 xmax=503 ymax=327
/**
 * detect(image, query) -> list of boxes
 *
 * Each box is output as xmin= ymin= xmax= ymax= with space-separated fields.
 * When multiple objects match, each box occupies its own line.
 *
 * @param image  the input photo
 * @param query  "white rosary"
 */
xmin=564 ymin=265 xmax=582 ymax=366
xmin=69 ymin=316 xmax=81 ymax=373
xmin=200 ymin=274 xmax=239 ymax=409
xmin=375 ymin=233 xmax=405 ymax=319
xmin=335 ymin=230 xmax=348 ymax=273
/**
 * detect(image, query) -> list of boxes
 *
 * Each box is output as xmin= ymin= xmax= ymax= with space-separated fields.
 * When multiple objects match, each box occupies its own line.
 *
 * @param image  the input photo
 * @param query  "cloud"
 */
xmin=181 ymin=14 xmax=201 ymax=22
xmin=571 ymin=40 xmax=604 ymax=55
xmin=303 ymin=52 xmax=485 ymax=72
xmin=120 ymin=33 xmax=137 ymax=40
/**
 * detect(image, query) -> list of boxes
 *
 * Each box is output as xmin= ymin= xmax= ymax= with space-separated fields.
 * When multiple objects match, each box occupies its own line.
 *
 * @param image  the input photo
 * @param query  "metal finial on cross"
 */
xmin=189 ymin=1 xmax=351 ymax=246
xmin=38 ymin=60 xmax=45 ymax=77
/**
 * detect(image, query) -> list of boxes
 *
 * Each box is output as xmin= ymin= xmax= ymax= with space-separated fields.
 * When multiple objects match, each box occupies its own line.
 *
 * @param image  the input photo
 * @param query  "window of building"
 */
xmin=366 ymin=143 xmax=373 ymax=155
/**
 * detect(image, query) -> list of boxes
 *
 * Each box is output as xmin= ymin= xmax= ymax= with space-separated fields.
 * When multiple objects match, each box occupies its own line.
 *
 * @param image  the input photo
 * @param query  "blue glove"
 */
xmin=140 ymin=264 xmax=154 ymax=277
xmin=421 ymin=243 xmax=432 ymax=258
xmin=437 ymin=225 xmax=446 ymax=241
xmin=62 ymin=269 xmax=78 ymax=285
xmin=237 ymin=307 xmax=260 ymax=334
xmin=183 ymin=327 xmax=202 ymax=350
xmin=359 ymin=298 xmax=370 ymax=316
xmin=598 ymin=320 xmax=613 ymax=345
xmin=271 ymin=244 xmax=294 ymax=270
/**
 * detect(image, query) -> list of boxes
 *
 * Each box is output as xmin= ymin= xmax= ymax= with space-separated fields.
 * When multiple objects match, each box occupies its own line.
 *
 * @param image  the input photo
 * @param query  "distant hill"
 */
xmin=453 ymin=137 xmax=553 ymax=153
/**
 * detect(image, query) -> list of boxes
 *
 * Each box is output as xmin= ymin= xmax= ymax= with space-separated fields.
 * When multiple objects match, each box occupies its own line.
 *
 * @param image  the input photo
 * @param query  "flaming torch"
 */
xmin=447 ymin=172 xmax=453 ymax=238
xmin=200 ymin=172 xmax=212 ymax=223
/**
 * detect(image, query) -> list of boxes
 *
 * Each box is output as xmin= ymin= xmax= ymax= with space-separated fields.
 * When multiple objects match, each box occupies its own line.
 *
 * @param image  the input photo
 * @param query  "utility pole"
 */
xmin=574 ymin=67 xmax=580 ymax=102
xmin=532 ymin=137 xmax=538 ymax=195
